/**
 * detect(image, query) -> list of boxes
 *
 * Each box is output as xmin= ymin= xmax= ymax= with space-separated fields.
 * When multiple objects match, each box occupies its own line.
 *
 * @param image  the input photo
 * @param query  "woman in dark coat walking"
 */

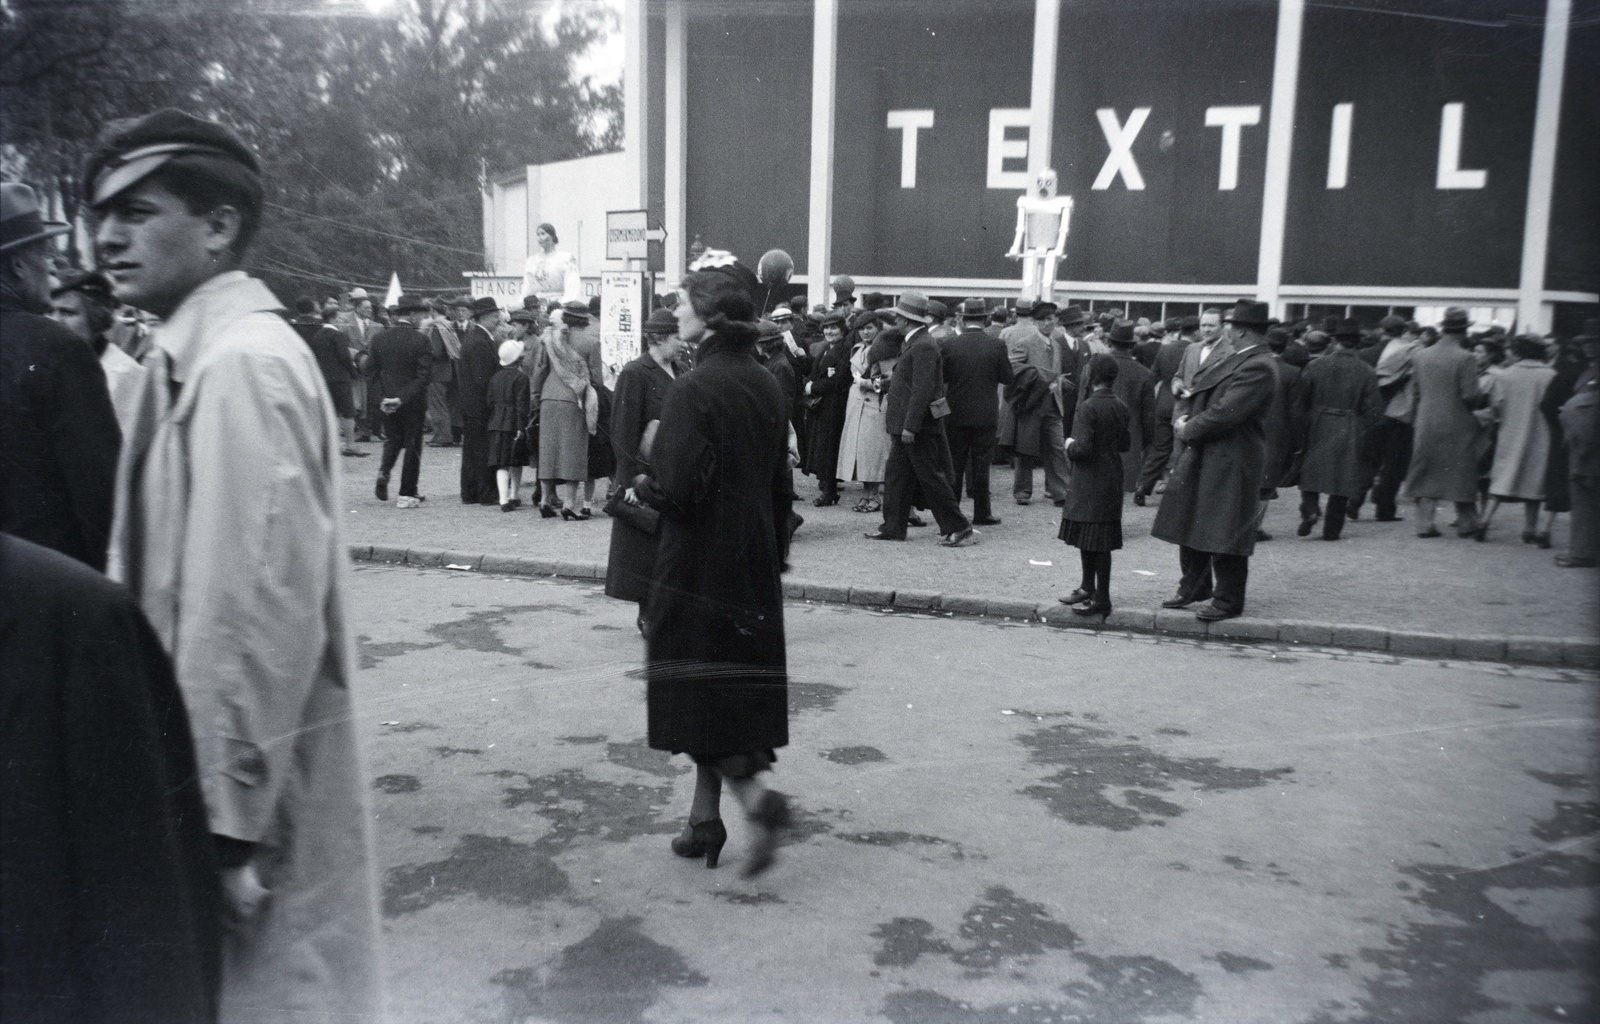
xmin=1058 ymin=354 xmax=1130 ymax=617
xmin=605 ymin=309 xmax=686 ymax=609
xmin=801 ymin=311 xmax=853 ymax=504
xmin=635 ymin=261 xmax=797 ymax=878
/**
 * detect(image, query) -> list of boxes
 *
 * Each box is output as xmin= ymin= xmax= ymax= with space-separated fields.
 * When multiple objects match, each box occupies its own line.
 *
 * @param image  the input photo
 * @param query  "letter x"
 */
xmin=1092 ymin=107 xmax=1150 ymax=190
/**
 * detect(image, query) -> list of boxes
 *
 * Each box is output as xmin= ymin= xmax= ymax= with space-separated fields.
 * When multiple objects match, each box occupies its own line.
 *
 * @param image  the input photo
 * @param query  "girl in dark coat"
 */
xmin=1059 ymin=354 xmax=1131 ymax=618
xmin=801 ymin=312 xmax=853 ymax=504
xmin=486 ymin=341 xmax=531 ymax=511
xmin=635 ymin=263 xmax=796 ymax=878
xmin=605 ymin=309 xmax=685 ymax=608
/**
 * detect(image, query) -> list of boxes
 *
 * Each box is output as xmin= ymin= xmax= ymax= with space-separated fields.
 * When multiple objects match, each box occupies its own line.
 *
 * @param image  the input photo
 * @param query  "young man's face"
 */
xmin=94 ymin=177 xmax=233 ymax=318
xmin=49 ymin=289 xmax=94 ymax=342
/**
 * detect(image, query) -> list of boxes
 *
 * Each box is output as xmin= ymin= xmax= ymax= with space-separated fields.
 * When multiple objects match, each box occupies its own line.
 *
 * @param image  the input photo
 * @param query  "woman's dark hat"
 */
xmin=820 ymin=310 xmax=846 ymax=328
xmin=643 ymin=307 xmax=678 ymax=336
xmin=1224 ymin=300 xmax=1273 ymax=328
xmin=1 ymin=183 xmax=71 ymax=253
xmin=84 ymin=109 xmax=261 ymax=208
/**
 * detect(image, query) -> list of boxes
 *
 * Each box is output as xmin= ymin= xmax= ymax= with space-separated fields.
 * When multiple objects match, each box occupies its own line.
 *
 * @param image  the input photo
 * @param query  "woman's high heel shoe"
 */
xmin=671 ymin=819 xmax=728 ymax=869
xmin=742 ymin=790 xmax=793 ymax=879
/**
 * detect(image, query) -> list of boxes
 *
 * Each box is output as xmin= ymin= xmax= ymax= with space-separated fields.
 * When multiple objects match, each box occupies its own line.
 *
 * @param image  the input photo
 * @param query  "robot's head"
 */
xmin=1035 ymin=169 xmax=1058 ymax=198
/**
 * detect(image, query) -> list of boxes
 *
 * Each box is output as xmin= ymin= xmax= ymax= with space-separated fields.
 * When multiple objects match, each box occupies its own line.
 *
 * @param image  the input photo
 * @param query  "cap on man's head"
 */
xmin=84 ymin=109 xmax=262 ymax=208
xmin=51 ymin=268 xmax=115 ymax=304
xmin=349 ymin=287 xmax=369 ymax=301
xmin=1379 ymin=314 xmax=1407 ymax=336
xmin=769 ymin=305 xmax=794 ymax=321
xmin=1031 ymin=301 xmax=1058 ymax=321
xmin=1057 ymin=304 xmax=1088 ymax=327
xmin=1 ymin=183 xmax=70 ymax=253
xmin=1163 ymin=317 xmax=1181 ymax=332
xmin=507 ymin=308 xmax=538 ymax=326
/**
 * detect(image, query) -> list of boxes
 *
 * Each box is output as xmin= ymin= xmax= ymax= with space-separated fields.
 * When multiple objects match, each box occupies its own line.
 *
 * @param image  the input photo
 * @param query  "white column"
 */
xmin=1518 ymin=0 xmax=1570 ymax=334
xmin=1255 ymin=0 xmax=1305 ymax=318
xmin=807 ymin=0 xmax=838 ymax=310
xmin=623 ymin=0 xmax=647 ymax=209
xmin=664 ymin=0 xmax=687 ymax=288
xmin=1028 ymin=0 xmax=1060 ymax=177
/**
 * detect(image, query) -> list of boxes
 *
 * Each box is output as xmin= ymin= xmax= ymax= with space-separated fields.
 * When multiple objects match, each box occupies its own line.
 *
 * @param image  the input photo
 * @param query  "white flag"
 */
xmin=383 ymin=272 xmax=401 ymax=309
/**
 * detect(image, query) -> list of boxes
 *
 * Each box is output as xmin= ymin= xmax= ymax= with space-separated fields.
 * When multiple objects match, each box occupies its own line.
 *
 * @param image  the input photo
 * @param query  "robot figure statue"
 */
xmin=1006 ymin=169 xmax=1074 ymax=304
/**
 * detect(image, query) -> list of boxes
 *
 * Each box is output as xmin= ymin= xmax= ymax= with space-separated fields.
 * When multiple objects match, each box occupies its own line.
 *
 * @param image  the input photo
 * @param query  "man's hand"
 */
xmin=1173 ymin=415 xmax=1189 ymax=442
xmin=623 ymin=486 xmax=642 ymax=506
xmin=380 ymin=397 xmax=402 ymax=414
xmin=901 ymin=429 xmax=915 ymax=444
xmin=221 ymin=863 xmax=270 ymax=925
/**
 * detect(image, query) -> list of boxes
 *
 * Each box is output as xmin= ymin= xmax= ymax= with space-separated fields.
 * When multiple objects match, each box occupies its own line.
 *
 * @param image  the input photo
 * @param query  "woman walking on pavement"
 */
xmin=1058 ymin=354 xmax=1130 ymax=618
xmin=1476 ymin=334 xmax=1557 ymax=541
xmin=633 ymin=255 xmax=797 ymax=877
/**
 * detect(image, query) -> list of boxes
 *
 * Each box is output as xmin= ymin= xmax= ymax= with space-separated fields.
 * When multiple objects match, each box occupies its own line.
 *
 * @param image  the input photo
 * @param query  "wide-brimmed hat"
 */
xmin=927 ymin=299 xmax=949 ymax=321
xmin=894 ymin=290 xmax=934 ymax=323
xmin=471 ymin=296 xmax=501 ymax=318
xmin=1108 ymin=320 xmax=1136 ymax=345
xmin=395 ymin=293 xmax=430 ymax=314
xmin=498 ymin=340 xmax=524 ymax=367
xmin=1057 ymin=304 xmax=1088 ymax=327
xmin=1224 ymin=300 xmax=1273 ymax=328
xmin=1015 ymin=298 xmax=1034 ymax=317
xmin=958 ymin=297 xmax=988 ymax=319
xmin=83 ymin=108 xmax=262 ymax=208
xmin=1 ymin=183 xmax=70 ymax=253
xmin=643 ymin=307 xmax=678 ymax=336
xmin=1439 ymin=306 xmax=1472 ymax=331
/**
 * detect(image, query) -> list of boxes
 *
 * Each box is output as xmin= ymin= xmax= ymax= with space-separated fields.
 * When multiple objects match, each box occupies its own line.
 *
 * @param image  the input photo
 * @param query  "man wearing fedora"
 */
xmin=1003 ymin=299 xmax=1070 ymax=505
xmin=1153 ymin=299 xmax=1277 ymax=620
xmin=867 ymin=291 xmax=976 ymax=546
xmin=90 ymin=108 xmax=382 ymax=1018
xmin=0 ymin=182 xmax=121 ymax=572
xmin=1294 ymin=319 xmax=1382 ymax=540
xmin=941 ymin=297 xmax=1014 ymax=525
xmin=458 ymin=295 xmax=503 ymax=504
xmin=368 ymin=294 xmax=435 ymax=508
xmin=1403 ymin=306 xmax=1484 ymax=537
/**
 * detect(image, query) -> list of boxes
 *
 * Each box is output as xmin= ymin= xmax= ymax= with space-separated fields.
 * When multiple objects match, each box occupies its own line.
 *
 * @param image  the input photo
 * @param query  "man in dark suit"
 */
xmin=457 ymin=296 xmax=502 ymax=504
xmin=941 ymin=297 xmax=1014 ymax=525
xmin=0 ymin=183 xmax=121 ymax=572
xmin=367 ymin=294 xmax=434 ymax=507
xmin=1152 ymin=300 xmax=1277 ymax=621
xmin=291 ymin=296 xmax=364 ymax=457
xmin=866 ymin=291 xmax=975 ymax=546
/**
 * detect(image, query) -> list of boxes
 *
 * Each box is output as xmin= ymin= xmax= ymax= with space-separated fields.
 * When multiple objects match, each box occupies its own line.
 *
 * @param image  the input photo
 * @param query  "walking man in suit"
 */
xmin=941 ymin=297 xmax=1014 ymax=525
xmin=368 ymin=294 xmax=434 ymax=507
xmin=457 ymin=296 xmax=502 ymax=504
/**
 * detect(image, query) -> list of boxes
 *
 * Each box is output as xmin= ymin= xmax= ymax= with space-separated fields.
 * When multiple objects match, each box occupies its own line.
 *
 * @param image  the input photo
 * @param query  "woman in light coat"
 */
xmin=834 ymin=312 xmax=897 ymax=512
xmin=1476 ymin=334 xmax=1557 ymax=541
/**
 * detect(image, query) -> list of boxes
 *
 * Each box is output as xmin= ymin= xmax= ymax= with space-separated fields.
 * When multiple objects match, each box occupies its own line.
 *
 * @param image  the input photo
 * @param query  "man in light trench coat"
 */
xmin=94 ymin=109 xmax=383 ymax=1022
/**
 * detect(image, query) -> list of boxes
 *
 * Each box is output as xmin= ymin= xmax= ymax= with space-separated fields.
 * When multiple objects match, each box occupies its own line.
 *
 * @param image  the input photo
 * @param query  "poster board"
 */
xmin=599 ymin=271 xmax=646 ymax=387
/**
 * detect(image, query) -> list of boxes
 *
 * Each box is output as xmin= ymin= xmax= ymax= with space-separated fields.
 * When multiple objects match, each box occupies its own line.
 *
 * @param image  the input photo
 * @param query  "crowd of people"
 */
xmin=4 ymin=102 xmax=1599 ymax=1024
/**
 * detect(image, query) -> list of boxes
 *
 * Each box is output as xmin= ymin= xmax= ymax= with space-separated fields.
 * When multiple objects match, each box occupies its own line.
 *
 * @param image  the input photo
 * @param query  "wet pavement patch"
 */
xmin=382 ymin=721 xmax=438 ymax=734
xmin=1532 ymin=800 xmax=1600 ymax=843
xmin=559 ymin=735 xmax=607 ymax=745
xmin=356 ymin=635 xmax=441 ymax=669
xmin=490 ymin=767 xmax=678 ymax=849
xmin=1016 ymin=720 xmax=1292 ymax=830
xmin=712 ymin=891 xmax=784 ymax=905
xmin=605 ymin=737 xmax=689 ymax=778
xmin=1155 ymin=727 xmax=1190 ymax=736
xmin=1305 ymin=851 xmax=1598 ymax=1023
xmin=491 ymin=916 xmax=707 ymax=1024
xmin=880 ymin=951 xmax=1203 ymax=1024
xmin=790 ymin=679 xmax=848 ymax=714
xmin=822 ymin=745 xmax=888 ymax=764
xmin=1214 ymin=952 xmax=1273 ymax=974
xmin=432 ymin=746 xmax=482 ymax=758
xmin=1527 ymin=769 xmax=1587 ymax=790
xmin=835 ymin=831 xmax=964 ymax=859
xmin=871 ymin=887 xmax=1080 ymax=972
xmin=412 ymin=825 xmax=443 ymax=835
xmin=382 ymin=833 xmax=569 ymax=916
xmin=425 ymin=603 xmax=583 ymax=656
xmin=374 ymin=774 xmax=421 ymax=794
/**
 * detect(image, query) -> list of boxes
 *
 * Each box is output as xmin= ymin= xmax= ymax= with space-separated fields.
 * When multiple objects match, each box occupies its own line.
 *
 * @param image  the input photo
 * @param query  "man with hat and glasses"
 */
xmin=941 ymin=297 xmax=1014 ymax=525
xmin=89 ymin=108 xmax=382 ymax=1017
xmin=1153 ymin=299 xmax=1277 ymax=621
xmin=368 ymin=294 xmax=435 ymax=508
xmin=458 ymin=295 xmax=504 ymax=504
xmin=866 ymin=291 xmax=977 ymax=546
xmin=0 ymin=182 xmax=121 ymax=572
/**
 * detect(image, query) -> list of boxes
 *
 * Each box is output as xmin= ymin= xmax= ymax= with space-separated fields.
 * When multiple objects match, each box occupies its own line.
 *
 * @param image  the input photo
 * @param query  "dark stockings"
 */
xmin=1078 ymin=549 xmax=1112 ymax=604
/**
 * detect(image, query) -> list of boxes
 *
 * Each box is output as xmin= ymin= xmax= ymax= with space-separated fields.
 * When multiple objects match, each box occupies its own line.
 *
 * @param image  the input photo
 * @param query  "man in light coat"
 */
xmin=93 ymin=109 xmax=382 ymax=1022
xmin=1002 ymin=300 xmax=1070 ymax=505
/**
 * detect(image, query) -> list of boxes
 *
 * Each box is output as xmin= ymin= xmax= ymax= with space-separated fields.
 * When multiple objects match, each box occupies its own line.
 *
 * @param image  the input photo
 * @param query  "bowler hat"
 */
xmin=643 ymin=307 xmax=678 ymax=336
xmin=1224 ymin=300 xmax=1272 ymax=328
xmin=894 ymin=290 xmax=934 ymax=323
xmin=471 ymin=296 xmax=501 ymax=318
xmin=861 ymin=291 xmax=891 ymax=311
xmin=395 ymin=293 xmax=430 ymax=314
xmin=1108 ymin=320 xmax=1136 ymax=345
xmin=1 ymin=183 xmax=70 ymax=253
xmin=1058 ymin=304 xmax=1088 ymax=327
xmin=84 ymin=108 xmax=262 ymax=208
xmin=958 ymin=297 xmax=988 ymax=319
xmin=1439 ymin=306 xmax=1472 ymax=331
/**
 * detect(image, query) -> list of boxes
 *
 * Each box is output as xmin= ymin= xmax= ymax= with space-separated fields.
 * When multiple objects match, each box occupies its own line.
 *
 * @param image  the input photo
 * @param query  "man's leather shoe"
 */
xmin=907 ymin=514 xmax=928 ymax=527
xmin=374 ymin=475 xmax=389 ymax=502
xmin=864 ymin=530 xmax=905 ymax=541
xmin=1059 ymin=588 xmax=1093 ymax=605
xmin=939 ymin=526 xmax=978 ymax=547
xmin=1195 ymin=604 xmax=1238 ymax=622
xmin=1132 ymin=492 xmax=1146 ymax=506
xmin=973 ymin=516 xmax=1001 ymax=526
xmin=1296 ymin=515 xmax=1315 ymax=537
xmin=1160 ymin=587 xmax=1212 ymax=609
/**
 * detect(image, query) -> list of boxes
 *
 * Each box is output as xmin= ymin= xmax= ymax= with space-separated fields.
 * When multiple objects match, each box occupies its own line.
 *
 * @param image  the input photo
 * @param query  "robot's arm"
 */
xmin=1047 ymin=197 xmax=1074 ymax=257
xmin=1006 ymin=198 xmax=1028 ymax=259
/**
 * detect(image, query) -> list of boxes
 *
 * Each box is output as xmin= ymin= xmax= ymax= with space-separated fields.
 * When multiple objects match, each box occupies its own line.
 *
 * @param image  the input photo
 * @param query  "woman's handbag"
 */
xmin=604 ymin=490 xmax=660 ymax=535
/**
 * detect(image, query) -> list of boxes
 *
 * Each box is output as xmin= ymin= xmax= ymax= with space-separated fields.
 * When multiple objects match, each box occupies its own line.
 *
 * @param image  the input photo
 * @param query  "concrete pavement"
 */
xmin=352 ymin=563 xmax=1598 ymax=1024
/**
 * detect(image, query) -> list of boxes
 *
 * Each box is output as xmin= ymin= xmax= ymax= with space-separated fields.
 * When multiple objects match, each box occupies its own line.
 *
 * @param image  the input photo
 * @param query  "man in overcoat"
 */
xmin=93 ymin=108 xmax=382 ymax=1020
xmin=1295 ymin=320 xmax=1382 ymax=540
xmin=368 ymin=294 xmax=434 ymax=507
xmin=1152 ymin=300 xmax=1276 ymax=621
xmin=290 ymin=296 xmax=362 ymax=457
xmin=1106 ymin=321 xmax=1154 ymax=491
xmin=867 ymin=291 xmax=976 ymax=545
xmin=458 ymin=296 xmax=502 ymax=504
xmin=1002 ymin=300 xmax=1069 ymax=505
xmin=1134 ymin=315 xmax=1197 ymax=504
xmin=941 ymin=297 xmax=1014 ymax=525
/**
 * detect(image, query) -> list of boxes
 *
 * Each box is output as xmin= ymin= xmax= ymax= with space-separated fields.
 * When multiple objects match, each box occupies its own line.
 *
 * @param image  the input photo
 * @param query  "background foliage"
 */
xmin=0 ymin=0 xmax=621 ymax=299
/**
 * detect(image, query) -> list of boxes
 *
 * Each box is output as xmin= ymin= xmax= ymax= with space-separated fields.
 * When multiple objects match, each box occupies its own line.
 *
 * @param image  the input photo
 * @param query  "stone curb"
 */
xmin=349 ymin=545 xmax=1598 ymax=669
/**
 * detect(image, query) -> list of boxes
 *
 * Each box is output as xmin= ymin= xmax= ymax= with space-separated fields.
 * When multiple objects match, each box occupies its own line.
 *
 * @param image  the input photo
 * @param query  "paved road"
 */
xmin=352 ymin=563 xmax=1597 ymax=1024
xmin=338 ymin=445 xmax=1598 ymax=640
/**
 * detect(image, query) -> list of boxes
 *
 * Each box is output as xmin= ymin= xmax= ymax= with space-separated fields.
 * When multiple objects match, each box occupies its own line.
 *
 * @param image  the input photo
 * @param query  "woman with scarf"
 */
xmin=531 ymin=300 xmax=604 ymax=518
xmin=836 ymin=312 xmax=900 ymax=512
xmin=633 ymin=254 xmax=797 ymax=878
xmin=800 ymin=311 xmax=853 ymax=505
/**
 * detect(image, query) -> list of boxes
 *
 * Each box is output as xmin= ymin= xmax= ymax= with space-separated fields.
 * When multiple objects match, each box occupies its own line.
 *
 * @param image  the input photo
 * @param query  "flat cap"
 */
xmin=85 ymin=108 xmax=262 ymax=208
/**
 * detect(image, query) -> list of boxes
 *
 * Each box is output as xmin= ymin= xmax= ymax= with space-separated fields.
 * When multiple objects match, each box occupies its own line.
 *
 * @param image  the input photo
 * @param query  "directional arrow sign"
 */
xmin=605 ymin=209 xmax=666 ymax=260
